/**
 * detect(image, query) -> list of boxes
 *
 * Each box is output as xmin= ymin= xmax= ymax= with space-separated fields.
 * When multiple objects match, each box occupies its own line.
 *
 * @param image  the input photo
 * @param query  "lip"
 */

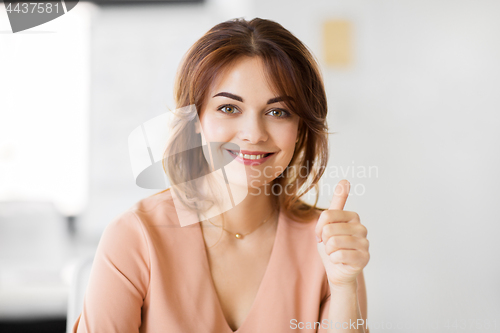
xmin=239 ymin=150 xmax=275 ymax=155
xmin=225 ymin=149 xmax=277 ymax=166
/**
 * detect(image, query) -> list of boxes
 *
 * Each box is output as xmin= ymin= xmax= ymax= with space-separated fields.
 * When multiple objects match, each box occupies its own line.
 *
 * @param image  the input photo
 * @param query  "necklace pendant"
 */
xmin=235 ymin=233 xmax=243 ymax=239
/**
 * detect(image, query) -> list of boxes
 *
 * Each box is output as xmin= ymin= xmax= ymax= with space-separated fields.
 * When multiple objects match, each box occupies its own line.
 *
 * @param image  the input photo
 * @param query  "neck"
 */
xmin=201 ymin=182 xmax=278 ymax=237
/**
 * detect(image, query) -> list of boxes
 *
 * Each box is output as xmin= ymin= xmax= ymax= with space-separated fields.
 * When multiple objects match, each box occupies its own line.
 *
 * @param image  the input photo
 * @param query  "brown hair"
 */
xmin=163 ymin=17 xmax=329 ymax=222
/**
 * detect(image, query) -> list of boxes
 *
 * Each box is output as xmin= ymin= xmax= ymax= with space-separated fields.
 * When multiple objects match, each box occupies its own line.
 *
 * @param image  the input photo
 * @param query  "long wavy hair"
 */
xmin=162 ymin=17 xmax=329 ymax=222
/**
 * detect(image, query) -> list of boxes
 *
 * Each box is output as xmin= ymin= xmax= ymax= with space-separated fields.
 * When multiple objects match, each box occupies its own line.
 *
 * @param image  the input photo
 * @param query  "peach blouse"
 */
xmin=72 ymin=189 xmax=331 ymax=332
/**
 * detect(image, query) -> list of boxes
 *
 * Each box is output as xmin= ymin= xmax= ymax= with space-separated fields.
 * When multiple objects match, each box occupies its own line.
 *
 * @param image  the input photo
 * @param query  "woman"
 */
xmin=73 ymin=18 xmax=370 ymax=333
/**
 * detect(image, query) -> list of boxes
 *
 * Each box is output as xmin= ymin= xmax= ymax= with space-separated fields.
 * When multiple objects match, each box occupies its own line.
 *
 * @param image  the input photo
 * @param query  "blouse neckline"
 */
xmin=195 ymin=208 xmax=284 ymax=333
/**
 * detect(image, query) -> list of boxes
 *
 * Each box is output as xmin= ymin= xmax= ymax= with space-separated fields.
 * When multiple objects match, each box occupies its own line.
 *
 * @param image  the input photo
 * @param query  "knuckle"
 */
xmin=358 ymin=237 xmax=367 ymax=246
xmin=325 ymin=236 xmax=336 ymax=250
xmin=358 ymin=224 xmax=368 ymax=236
xmin=326 ymin=238 xmax=336 ymax=253
xmin=326 ymin=209 xmax=340 ymax=218
xmin=328 ymin=211 xmax=338 ymax=222
xmin=319 ymin=210 xmax=334 ymax=225
xmin=323 ymin=209 xmax=334 ymax=217
xmin=321 ymin=226 xmax=330 ymax=239
xmin=322 ymin=224 xmax=336 ymax=238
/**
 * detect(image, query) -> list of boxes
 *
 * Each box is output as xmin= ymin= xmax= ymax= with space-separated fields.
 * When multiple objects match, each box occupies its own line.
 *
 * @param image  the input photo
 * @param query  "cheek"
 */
xmin=201 ymin=115 xmax=233 ymax=142
xmin=275 ymin=123 xmax=299 ymax=156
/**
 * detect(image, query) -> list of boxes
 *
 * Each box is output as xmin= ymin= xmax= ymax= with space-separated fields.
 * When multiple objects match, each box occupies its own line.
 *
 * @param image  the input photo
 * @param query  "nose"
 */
xmin=237 ymin=114 xmax=269 ymax=144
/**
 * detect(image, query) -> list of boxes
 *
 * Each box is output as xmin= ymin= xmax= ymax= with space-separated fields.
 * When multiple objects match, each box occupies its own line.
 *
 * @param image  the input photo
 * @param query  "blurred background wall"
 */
xmin=1 ymin=0 xmax=499 ymax=331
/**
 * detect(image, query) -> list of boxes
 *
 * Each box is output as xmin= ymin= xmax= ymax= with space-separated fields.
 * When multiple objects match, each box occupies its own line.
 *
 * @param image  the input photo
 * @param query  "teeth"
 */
xmin=228 ymin=150 xmax=273 ymax=160
xmin=237 ymin=152 xmax=266 ymax=159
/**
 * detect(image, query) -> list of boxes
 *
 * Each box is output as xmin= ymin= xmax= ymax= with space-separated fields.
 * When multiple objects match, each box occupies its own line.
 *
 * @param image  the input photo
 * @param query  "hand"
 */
xmin=315 ymin=179 xmax=370 ymax=288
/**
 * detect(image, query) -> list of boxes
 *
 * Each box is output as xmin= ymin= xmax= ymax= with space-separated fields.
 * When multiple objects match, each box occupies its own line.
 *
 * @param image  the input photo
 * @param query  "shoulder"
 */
xmin=122 ymin=188 xmax=181 ymax=228
xmin=282 ymin=206 xmax=323 ymax=230
xmin=129 ymin=188 xmax=177 ymax=215
xmin=99 ymin=189 xmax=180 ymax=247
xmin=279 ymin=206 xmax=323 ymax=248
xmin=97 ymin=189 xmax=179 ymax=256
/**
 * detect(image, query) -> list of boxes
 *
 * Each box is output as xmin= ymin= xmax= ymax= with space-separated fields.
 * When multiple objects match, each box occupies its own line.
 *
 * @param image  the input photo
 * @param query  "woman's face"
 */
xmin=198 ymin=56 xmax=300 ymax=191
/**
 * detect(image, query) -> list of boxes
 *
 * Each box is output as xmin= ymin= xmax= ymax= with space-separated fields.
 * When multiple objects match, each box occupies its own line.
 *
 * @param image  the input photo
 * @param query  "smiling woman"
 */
xmin=167 ymin=18 xmax=329 ymax=224
xmin=72 ymin=17 xmax=369 ymax=333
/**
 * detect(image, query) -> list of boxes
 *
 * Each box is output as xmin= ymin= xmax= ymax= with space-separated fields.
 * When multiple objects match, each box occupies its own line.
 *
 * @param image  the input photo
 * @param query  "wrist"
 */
xmin=328 ymin=280 xmax=358 ymax=294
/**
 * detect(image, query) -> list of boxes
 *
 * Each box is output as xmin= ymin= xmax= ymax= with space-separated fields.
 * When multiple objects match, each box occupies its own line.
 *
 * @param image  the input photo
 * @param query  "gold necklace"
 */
xmin=204 ymin=207 xmax=278 ymax=240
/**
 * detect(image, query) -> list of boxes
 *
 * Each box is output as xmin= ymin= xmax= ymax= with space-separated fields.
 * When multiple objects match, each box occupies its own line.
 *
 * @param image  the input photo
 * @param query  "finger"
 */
xmin=328 ymin=249 xmax=357 ymax=265
xmin=318 ymin=210 xmax=359 ymax=225
xmin=324 ymin=236 xmax=369 ymax=256
xmin=329 ymin=179 xmax=351 ymax=211
xmin=322 ymin=225 xmax=367 ymax=245
xmin=320 ymin=222 xmax=357 ymax=240
xmin=329 ymin=249 xmax=367 ymax=267
xmin=315 ymin=209 xmax=359 ymax=242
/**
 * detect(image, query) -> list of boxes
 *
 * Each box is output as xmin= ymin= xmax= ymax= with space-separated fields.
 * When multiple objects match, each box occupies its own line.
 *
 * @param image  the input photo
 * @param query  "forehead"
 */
xmin=207 ymin=56 xmax=280 ymax=98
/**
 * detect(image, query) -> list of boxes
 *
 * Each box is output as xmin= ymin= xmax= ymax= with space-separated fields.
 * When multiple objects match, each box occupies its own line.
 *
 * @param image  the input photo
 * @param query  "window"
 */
xmin=0 ymin=2 xmax=94 ymax=216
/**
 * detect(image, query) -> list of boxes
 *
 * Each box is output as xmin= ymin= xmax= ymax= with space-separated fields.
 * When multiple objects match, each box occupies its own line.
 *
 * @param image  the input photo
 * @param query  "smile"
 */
xmin=225 ymin=149 xmax=276 ymax=166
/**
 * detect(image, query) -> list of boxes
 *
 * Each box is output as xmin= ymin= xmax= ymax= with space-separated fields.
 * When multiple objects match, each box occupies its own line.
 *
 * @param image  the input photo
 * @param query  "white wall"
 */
xmin=254 ymin=0 xmax=500 ymax=330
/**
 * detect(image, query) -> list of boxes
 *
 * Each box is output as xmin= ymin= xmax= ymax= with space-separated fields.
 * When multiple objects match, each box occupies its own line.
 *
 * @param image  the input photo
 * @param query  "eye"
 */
xmin=267 ymin=109 xmax=291 ymax=118
xmin=217 ymin=104 xmax=240 ymax=114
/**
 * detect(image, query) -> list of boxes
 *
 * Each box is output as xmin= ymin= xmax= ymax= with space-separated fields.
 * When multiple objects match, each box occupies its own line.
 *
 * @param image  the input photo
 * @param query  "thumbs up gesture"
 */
xmin=315 ymin=180 xmax=370 ymax=288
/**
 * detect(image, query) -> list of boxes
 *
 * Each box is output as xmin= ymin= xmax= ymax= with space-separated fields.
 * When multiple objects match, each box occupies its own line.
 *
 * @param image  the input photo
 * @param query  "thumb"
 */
xmin=329 ymin=179 xmax=351 ymax=210
xmin=315 ymin=179 xmax=351 ymax=243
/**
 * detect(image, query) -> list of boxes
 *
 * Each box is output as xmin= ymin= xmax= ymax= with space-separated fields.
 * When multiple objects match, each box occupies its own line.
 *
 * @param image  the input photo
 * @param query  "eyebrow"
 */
xmin=212 ymin=92 xmax=294 ymax=104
